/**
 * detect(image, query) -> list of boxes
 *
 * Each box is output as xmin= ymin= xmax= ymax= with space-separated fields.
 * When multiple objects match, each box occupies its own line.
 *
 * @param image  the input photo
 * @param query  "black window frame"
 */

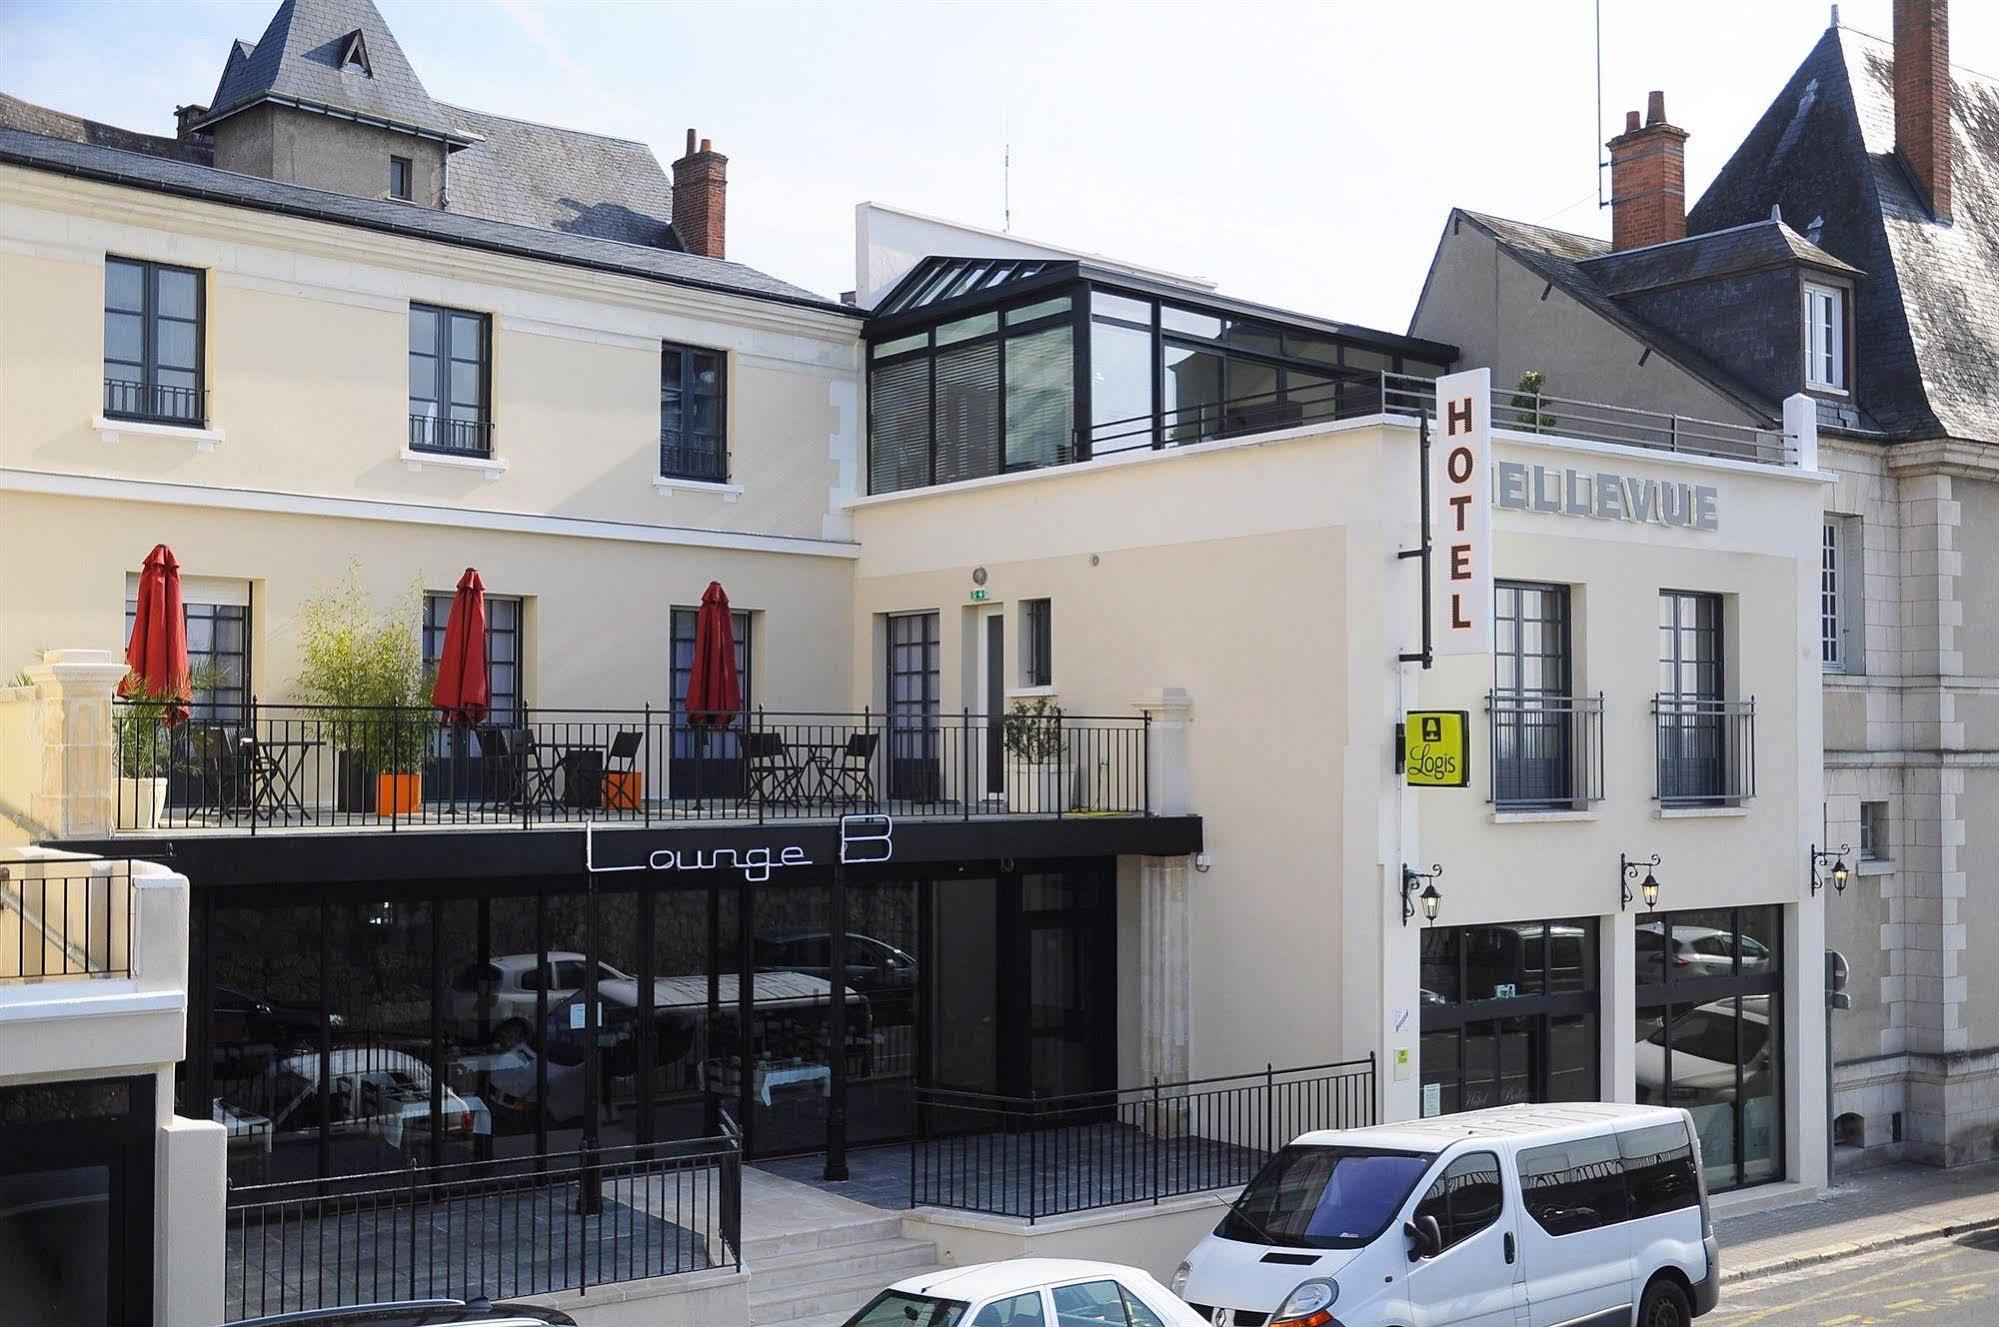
xmin=887 ymin=611 xmax=942 ymax=803
xmin=1021 ymin=598 xmax=1052 ymax=689
xmin=408 ymin=302 xmax=491 ymax=457
xmin=1419 ymin=917 xmax=1601 ymax=1117
xmin=1492 ymin=581 xmax=1588 ymax=810
xmin=661 ymin=343 xmax=728 ymax=482
xmin=389 ymin=155 xmax=412 ymax=201
xmin=124 ymin=592 xmax=249 ymax=724
xmin=1657 ymin=589 xmax=1733 ymax=805
xmin=1634 ymin=905 xmax=1784 ymax=1193
xmin=421 ymin=590 xmax=524 ymax=727
xmin=103 ymin=255 xmax=206 ymax=426
xmin=1413 ymin=1149 xmax=1504 ymax=1252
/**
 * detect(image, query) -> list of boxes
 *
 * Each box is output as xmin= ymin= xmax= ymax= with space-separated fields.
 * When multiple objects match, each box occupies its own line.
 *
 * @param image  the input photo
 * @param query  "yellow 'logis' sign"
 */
xmin=1404 ymin=711 xmax=1470 ymax=788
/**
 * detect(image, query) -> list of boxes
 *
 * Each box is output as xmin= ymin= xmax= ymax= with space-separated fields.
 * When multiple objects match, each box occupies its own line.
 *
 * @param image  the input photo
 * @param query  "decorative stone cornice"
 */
xmin=1885 ymin=438 xmax=1999 ymax=481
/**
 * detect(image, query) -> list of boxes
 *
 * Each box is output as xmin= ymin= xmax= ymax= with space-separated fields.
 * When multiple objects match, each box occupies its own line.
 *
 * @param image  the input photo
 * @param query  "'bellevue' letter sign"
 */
xmin=1432 ymin=368 xmax=1492 ymax=655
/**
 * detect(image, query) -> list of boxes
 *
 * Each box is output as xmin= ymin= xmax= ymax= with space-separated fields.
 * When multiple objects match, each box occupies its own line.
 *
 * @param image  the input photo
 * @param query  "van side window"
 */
xmin=1619 ymin=1121 xmax=1700 ymax=1218
xmin=1518 ymin=1135 xmax=1629 ymax=1235
xmin=1412 ymin=1151 xmax=1504 ymax=1251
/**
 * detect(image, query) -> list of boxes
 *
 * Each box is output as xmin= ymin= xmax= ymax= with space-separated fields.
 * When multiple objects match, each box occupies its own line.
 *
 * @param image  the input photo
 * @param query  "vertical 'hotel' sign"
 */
xmin=1432 ymin=368 xmax=1492 ymax=656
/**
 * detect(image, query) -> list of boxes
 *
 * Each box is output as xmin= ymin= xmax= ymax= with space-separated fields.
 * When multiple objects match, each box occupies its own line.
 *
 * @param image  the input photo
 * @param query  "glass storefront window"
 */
xmin=1420 ymin=917 xmax=1600 ymax=1118
xmin=1634 ymin=906 xmax=1783 ymax=1191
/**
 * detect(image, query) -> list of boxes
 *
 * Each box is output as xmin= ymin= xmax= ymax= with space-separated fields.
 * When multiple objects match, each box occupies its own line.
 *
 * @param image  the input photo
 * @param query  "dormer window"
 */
xmin=1803 ymin=281 xmax=1847 ymax=392
xmin=339 ymin=30 xmax=372 ymax=76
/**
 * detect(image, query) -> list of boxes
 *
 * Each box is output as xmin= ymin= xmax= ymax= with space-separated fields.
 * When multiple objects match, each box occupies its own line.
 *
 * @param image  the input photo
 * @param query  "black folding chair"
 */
xmin=195 ymin=724 xmax=252 ymax=820
xmin=598 ymin=729 xmax=645 ymax=812
xmin=823 ymin=731 xmax=879 ymax=808
xmin=513 ymin=729 xmax=562 ymax=812
xmin=474 ymin=725 xmax=519 ymax=810
xmin=743 ymin=730 xmax=807 ymax=806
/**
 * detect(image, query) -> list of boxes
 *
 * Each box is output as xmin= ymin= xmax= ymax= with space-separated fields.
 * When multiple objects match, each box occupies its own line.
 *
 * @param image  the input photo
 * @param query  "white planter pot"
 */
xmin=118 ymin=776 xmax=168 ymax=830
xmin=1007 ymin=759 xmax=1073 ymax=815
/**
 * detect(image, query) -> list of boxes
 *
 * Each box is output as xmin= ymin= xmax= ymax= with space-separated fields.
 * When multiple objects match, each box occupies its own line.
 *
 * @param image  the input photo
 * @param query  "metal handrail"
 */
xmin=1652 ymin=693 xmax=1757 ymax=805
xmin=1485 ymin=690 xmax=1607 ymax=809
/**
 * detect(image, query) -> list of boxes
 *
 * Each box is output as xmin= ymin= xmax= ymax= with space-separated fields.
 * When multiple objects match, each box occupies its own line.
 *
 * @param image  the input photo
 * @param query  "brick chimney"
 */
xmin=1607 ymin=91 xmax=1690 ymax=251
xmin=1894 ymin=0 xmax=1951 ymax=222
xmin=672 ymin=129 xmax=728 ymax=259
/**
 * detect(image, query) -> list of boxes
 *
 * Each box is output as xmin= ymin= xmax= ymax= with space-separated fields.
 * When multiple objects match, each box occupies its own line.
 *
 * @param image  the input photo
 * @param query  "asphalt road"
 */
xmin=1708 ymin=1229 xmax=1999 ymax=1327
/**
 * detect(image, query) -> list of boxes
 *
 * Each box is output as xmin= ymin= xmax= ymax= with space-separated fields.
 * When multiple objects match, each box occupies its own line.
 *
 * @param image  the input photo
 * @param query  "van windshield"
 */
xmin=1217 ymin=1145 xmax=1435 ymax=1249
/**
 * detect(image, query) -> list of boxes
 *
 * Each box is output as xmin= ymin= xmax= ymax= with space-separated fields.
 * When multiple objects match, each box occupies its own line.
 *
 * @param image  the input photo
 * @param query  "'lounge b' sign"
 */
xmin=1431 ymin=368 xmax=1492 ymax=656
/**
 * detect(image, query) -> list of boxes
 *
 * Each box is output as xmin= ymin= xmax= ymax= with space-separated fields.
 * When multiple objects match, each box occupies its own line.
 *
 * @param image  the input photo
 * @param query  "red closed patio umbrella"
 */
xmin=121 ymin=543 xmax=191 ymax=727
xmin=431 ymin=568 xmax=490 ymax=727
xmin=685 ymin=581 xmax=742 ymax=728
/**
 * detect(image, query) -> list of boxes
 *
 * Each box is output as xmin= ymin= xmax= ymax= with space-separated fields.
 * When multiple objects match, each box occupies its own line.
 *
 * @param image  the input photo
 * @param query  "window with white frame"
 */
xmin=1822 ymin=515 xmax=1862 ymax=674
xmin=1804 ymin=282 xmax=1847 ymax=392
xmin=1860 ymin=801 xmax=1889 ymax=861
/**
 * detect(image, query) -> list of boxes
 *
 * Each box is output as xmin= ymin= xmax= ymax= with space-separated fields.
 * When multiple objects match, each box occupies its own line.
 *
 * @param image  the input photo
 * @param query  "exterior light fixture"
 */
xmin=1811 ymin=843 xmax=1852 ymax=897
xmin=1401 ymin=863 xmax=1443 ymax=927
xmin=1619 ymin=853 xmax=1661 ymax=912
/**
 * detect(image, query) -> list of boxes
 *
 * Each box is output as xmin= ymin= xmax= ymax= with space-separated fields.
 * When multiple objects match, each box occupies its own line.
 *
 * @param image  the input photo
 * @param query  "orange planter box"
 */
xmin=601 ymin=770 xmax=644 ymax=811
xmin=376 ymin=772 xmax=422 ymax=815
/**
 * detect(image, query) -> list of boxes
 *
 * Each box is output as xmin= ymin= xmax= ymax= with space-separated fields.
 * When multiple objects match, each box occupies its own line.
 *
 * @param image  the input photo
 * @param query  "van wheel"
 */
xmin=1638 ymin=1277 xmax=1692 ymax=1327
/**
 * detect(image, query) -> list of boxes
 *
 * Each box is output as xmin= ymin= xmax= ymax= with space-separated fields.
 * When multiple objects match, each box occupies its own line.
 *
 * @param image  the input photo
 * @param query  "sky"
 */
xmin=2 ymin=0 xmax=1994 ymax=333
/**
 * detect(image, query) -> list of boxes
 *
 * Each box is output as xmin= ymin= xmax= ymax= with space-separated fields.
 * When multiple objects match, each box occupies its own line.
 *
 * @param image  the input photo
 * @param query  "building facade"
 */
xmin=1411 ymin=0 xmax=1999 ymax=1167
xmin=0 ymin=2 xmax=1841 ymax=1324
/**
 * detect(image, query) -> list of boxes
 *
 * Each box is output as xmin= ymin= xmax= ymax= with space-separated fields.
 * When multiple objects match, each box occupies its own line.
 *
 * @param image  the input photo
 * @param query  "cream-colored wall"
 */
xmin=852 ymin=421 xmax=1416 ymax=1086
xmin=851 ymin=416 xmax=1826 ymax=1177
xmin=0 ymin=166 xmax=862 ymax=544
xmin=0 ymin=489 xmax=854 ymax=713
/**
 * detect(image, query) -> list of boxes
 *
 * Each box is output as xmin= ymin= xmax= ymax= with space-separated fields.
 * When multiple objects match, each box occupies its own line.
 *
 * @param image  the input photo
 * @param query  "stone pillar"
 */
xmin=25 ymin=649 xmax=129 ymax=840
xmin=1134 ymin=687 xmax=1192 ymax=817
xmin=1138 ymin=853 xmax=1193 ymax=1089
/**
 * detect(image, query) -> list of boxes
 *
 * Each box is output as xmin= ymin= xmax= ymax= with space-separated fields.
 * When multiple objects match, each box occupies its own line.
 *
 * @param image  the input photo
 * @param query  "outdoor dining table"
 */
xmin=244 ymin=736 xmax=322 ymax=821
xmin=785 ymin=738 xmax=850 ymax=808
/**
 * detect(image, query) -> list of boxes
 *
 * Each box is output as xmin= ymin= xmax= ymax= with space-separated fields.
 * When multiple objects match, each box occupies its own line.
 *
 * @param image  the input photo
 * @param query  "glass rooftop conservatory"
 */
xmin=864 ymin=256 xmax=1456 ymax=495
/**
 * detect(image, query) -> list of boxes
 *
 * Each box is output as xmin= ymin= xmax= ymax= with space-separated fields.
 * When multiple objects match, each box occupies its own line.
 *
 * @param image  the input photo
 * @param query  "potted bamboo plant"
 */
xmin=1002 ymin=696 xmax=1071 ymax=815
xmin=293 ymin=572 xmax=432 ymax=813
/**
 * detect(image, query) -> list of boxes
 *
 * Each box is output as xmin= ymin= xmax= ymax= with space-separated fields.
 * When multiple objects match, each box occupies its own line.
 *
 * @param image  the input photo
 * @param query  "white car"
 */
xmin=1634 ymin=996 xmax=1775 ymax=1105
xmin=842 ymin=1259 xmax=1205 ymax=1327
xmin=447 ymin=952 xmax=631 ymax=1049
xmin=1635 ymin=923 xmax=1771 ymax=982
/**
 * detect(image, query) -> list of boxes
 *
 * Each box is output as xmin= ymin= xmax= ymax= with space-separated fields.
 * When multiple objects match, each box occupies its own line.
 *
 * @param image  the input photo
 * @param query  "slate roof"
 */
xmin=0 ymin=92 xmax=210 ymax=165
xmin=440 ymin=105 xmax=679 ymax=249
xmin=1580 ymin=217 xmax=1859 ymax=296
xmin=1689 ymin=26 xmax=1999 ymax=442
xmin=1448 ymin=209 xmax=1788 ymax=421
xmin=0 ymin=127 xmax=852 ymax=315
xmin=200 ymin=0 xmax=469 ymax=143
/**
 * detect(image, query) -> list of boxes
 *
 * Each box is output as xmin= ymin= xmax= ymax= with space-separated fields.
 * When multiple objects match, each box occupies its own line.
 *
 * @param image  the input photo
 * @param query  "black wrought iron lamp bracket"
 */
xmin=1401 ymin=862 xmax=1443 ymax=927
xmin=1619 ymin=852 xmax=1661 ymax=912
xmin=1810 ymin=842 xmax=1852 ymax=897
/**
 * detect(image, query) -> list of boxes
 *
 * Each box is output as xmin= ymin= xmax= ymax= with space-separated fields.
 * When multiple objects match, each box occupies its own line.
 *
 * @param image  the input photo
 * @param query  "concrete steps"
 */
xmin=741 ymin=1167 xmax=944 ymax=1326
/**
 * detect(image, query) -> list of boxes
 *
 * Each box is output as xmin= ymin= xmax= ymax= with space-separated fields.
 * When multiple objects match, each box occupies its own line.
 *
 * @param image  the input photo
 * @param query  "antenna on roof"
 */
xmin=1003 ymin=110 xmax=1012 ymax=233
xmin=1594 ymin=0 xmax=1607 ymax=211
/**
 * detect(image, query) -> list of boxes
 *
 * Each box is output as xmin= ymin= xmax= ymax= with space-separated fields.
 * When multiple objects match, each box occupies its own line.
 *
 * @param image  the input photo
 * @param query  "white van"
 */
xmin=1172 ymin=1102 xmax=1718 ymax=1327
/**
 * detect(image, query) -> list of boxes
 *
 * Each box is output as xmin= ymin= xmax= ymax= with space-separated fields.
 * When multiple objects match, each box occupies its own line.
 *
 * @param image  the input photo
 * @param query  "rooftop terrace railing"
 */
xmin=109 ymin=701 xmax=1152 ymax=833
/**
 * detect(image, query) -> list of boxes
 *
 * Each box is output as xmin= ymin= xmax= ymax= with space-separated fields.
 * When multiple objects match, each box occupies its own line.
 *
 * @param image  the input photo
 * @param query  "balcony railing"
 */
xmin=103 ymin=377 xmax=206 ymax=426
xmin=109 ymin=701 xmax=1152 ymax=832
xmin=0 ymin=857 xmax=133 ymax=981
xmin=909 ymin=1058 xmax=1376 ymax=1221
xmin=660 ymin=438 xmax=729 ymax=483
xmin=1487 ymin=691 xmax=1606 ymax=811
xmin=407 ymin=413 xmax=493 ymax=457
xmin=1654 ymin=695 xmax=1756 ymax=806
xmin=1086 ymin=366 xmax=1389 ymax=458
xmin=224 ymin=1135 xmax=740 ymax=1321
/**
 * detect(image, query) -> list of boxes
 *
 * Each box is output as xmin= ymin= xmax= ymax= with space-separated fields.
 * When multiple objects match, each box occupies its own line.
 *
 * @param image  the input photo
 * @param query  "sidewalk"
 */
xmin=1715 ymin=1159 xmax=1999 ymax=1283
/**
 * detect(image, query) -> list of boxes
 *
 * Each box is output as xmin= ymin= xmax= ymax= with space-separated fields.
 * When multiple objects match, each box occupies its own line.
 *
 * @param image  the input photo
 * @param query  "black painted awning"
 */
xmin=61 ymin=814 xmax=1202 ymax=889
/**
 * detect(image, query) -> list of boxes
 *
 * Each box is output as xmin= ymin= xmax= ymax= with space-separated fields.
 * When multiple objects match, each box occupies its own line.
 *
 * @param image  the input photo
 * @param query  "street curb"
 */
xmin=1720 ymin=1213 xmax=1999 ymax=1285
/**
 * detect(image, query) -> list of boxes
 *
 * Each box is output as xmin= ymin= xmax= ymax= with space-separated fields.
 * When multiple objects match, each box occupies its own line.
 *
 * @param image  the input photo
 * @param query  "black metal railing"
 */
xmin=224 ymin=1135 xmax=740 ymax=1321
xmin=1085 ymin=366 xmax=1389 ymax=458
xmin=1382 ymin=373 xmax=1791 ymax=465
xmin=109 ymin=701 xmax=1151 ymax=832
xmin=660 ymin=439 xmax=730 ymax=483
xmin=909 ymin=1058 xmax=1375 ymax=1221
xmin=1487 ymin=691 xmax=1605 ymax=811
xmin=0 ymin=857 xmax=134 ymax=980
xmin=407 ymin=414 xmax=493 ymax=457
xmin=103 ymin=377 xmax=206 ymax=426
xmin=1654 ymin=695 xmax=1756 ymax=806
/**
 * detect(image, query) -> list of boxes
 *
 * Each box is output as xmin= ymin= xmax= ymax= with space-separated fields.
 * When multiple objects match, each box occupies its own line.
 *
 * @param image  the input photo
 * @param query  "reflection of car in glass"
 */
xmin=228 ymin=1297 xmax=575 ymax=1326
xmin=842 ymin=1259 xmax=1204 ymax=1327
xmin=487 ymin=973 xmax=867 ymax=1125
xmin=755 ymin=932 xmax=917 ymax=996
xmin=223 ymin=1046 xmax=490 ymax=1150
xmin=1636 ymin=924 xmax=1770 ymax=983
xmin=446 ymin=952 xmax=631 ymax=1049
xmin=1634 ymin=996 xmax=1774 ymax=1105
